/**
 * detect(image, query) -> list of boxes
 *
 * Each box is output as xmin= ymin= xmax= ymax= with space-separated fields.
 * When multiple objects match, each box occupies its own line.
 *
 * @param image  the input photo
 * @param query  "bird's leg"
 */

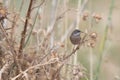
xmin=73 ymin=45 xmax=75 ymax=51
xmin=73 ymin=45 xmax=79 ymax=51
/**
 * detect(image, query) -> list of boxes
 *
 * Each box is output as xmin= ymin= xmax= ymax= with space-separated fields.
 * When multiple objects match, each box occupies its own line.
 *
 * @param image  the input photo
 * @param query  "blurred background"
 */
xmin=0 ymin=0 xmax=120 ymax=80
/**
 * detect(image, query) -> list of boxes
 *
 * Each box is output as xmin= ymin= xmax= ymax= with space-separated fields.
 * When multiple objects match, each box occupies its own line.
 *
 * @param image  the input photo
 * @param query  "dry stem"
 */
xmin=19 ymin=0 xmax=34 ymax=54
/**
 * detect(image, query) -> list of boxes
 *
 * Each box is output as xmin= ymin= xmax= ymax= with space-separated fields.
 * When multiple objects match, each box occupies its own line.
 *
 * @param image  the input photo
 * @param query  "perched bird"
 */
xmin=70 ymin=29 xmax=83 ymax=45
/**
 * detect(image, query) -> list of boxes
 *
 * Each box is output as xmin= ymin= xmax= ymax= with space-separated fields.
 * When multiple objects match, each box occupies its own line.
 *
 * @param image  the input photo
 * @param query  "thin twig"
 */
xmin=64 ymin=45 xmax=80 ymax=61
xmin=56 ymin=9 xmax=70 ymax=21
xmin=0 ymin=22 xmax=16 ymax=55
xmin=11 ymin=14 xmax=17 ymax=47
xmin=0 ymin=63 xmax=9 ymax=80
xmin=19 ymin=0 xmax=34 ymax=54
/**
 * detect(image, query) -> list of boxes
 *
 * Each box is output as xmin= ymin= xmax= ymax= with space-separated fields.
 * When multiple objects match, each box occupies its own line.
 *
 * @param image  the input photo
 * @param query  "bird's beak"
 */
xmin=81 ymin=31 xmax=87 ymax=35
xmin=81 ymin=31 xmax=84 ymax=33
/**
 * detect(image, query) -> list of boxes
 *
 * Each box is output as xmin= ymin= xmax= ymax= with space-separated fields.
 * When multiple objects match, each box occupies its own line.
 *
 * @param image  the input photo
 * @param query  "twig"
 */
xmin=10 ymin=0 xmax=25 ymax=48
xmin=41 ymin=8 xmax=70 ymax=49
xmin=64 ymin=45 xmax=80 ymax=61
xmin=11 ymin=58 xmax=59 ymax=80
xmin=11 ymin=14 xmax=18 ymax=47
xmin=0 ymin=63 xmax=9 ymax=80
xmin=0 ymin=22 xmax=16 ymax=55
xmin=30 ymin=0 xmax=46 ymax=11
xmin=4 ymin=27 xmax=12 ymax=30
xmin=56 ymin=9 xmax=70 ymax=21
xmin=19 ymin=0 xmax=34 ymax=53
xmin=24 ymin=0 xmax=46 ymax=48
xmin=22 ymin=72 xmax=29 ymax=80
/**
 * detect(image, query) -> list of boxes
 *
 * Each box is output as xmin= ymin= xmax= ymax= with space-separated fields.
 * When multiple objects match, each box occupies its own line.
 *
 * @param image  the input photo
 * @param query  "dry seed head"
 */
xmin=51 ymin=51 xmax=58 ymax=58
xmin=87 ymin=41 xmax=95 ymax=48
xmin=0 ymin=8 xmax=7 ymax=20
xmin=0 ymin=3 xmax=7 ymax=20
xmin=92 ymin=13 xmax=102 ymax=22
xmin=72 ymin=65 xmax=85 ymax=79
xmin=89 ymin=32 xmax=97 ymax=40
xmin=92 ymin=13 xmax=102 ymax=19
xmin=57 ymin=42 xmax=64 ymax=48
xmin=55 ymin=42 xmax=65 ymax=48
xmin=32 ymin=30 xmax=37 ymax=35
xmin=82 ymin=11 xmax=89 ymax=20
xmin=87 ymin=32 xmax=97 ymax=48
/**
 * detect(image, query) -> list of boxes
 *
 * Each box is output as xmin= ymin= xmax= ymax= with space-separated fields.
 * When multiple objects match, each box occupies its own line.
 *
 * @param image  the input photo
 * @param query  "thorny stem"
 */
xmin=19 ymin=0 xmax=33 ymax=54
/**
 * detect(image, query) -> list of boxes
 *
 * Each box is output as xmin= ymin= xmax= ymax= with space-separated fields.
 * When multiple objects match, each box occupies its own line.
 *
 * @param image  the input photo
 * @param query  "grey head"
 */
xmin=71 ymin=29 xmax=80 ymax=36
xmin=70 ymin=29 xmax=83 ymax=45
xmin=71 ymin=29 xmax=82 ymax=36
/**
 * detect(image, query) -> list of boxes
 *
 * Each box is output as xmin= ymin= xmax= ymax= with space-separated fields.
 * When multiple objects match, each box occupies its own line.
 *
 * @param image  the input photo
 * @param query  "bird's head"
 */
xmin=71 ymin=29 xmax=84 ymax=36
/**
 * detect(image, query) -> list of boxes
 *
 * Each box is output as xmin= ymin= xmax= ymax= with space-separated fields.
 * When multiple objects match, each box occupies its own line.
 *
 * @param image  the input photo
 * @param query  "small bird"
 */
xmin=70 ymin=29 xmax=83 ymax=45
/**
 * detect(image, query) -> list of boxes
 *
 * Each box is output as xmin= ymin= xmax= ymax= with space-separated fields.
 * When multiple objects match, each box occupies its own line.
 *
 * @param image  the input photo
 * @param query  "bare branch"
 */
xmin=19 ymin=0 xmax=34 ymax=54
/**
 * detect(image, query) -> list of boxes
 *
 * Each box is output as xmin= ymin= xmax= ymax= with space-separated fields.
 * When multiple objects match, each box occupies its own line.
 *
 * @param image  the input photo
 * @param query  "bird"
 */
xmin=70 ymin=29 xmax=83 ymax=45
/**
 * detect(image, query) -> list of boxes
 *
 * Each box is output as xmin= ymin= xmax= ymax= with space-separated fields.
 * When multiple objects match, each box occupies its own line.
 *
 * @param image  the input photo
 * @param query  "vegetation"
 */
xmin=0 ymin=0 xmax=119 ymax=80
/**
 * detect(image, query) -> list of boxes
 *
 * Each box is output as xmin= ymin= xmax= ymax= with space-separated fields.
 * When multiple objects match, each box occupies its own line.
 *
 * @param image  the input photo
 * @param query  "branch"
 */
xmin=19 ymin=0 xmax=34 ymax=54
xmin=0 ymin=63 xmax=9 ymax=80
